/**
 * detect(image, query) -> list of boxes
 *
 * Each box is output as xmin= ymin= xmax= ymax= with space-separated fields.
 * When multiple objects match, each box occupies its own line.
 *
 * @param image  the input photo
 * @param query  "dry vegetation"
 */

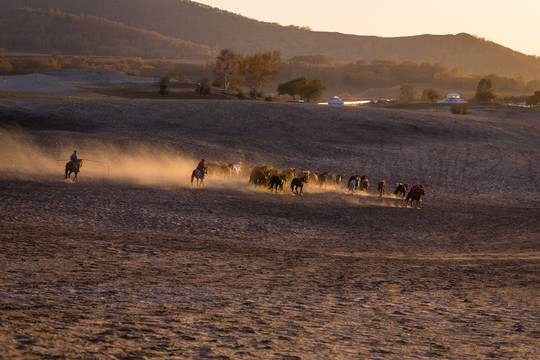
xmin=0 ymin=82 xmax=539 ymax=359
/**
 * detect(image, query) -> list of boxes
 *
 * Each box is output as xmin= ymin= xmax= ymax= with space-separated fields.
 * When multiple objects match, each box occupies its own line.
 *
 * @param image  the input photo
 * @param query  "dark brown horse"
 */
xmin=377 ymin=180 xmax=386 ymax=196
xmin=249 ymin=166 xmax=274 ymax=188
xmin=268 ymin=175 xmax=285 ymax=192
xmin=359 ymin=177 xmax=369 ymax=192
xmin=65 ymin=160 xmax=83 ymax=182
xmin=290 ymin=176 xmax=308 ymax=195
xmin=404 ymin=188 xmax=425 ymax=208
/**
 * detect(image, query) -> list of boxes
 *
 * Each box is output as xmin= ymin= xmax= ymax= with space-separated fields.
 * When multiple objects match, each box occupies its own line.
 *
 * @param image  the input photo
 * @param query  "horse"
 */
xmin=207 ymin=161 xmax=232 ymax=177
xmin=249 ymin=166 xmax=271 ymax=188
xmin=395 ymin=183 xmax=409 ymax=197
xmin=377 ymin=180 xmax=386 ymax=196
xmin=348 ymin=179 xmax=357 ymax=193
xmin=404 ymin=188 xmax=425 ymax=208
xmin=348 ymin=175 xmax=360 ymax=193
xmin=232 ymin=163 xmax=243 ymax=177
xmin=191 ymin=168 xmax=207 ymax=186
xmin=291 ymin=176 xmax=308 ymax=195
xmin=359 ymin=178 xmax=369 ymax=192
xmin=65 ymin=160 xmax=83 ymax=182
xmin=268 ymin=175 xmax=285 ymax=192
xmin=279 ymin=168 xmax=296 ymax=182
xmin=318 ymin=172 xmax=329 ymax=188
xmin=330 ymin=174 xmax=343 ymax=187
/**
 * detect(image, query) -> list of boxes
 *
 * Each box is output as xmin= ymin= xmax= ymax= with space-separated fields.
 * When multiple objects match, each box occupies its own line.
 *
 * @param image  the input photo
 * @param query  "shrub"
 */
xmin=525 ymin=90 xmax=540 ymax=106
xmin=450 ymin=104 xmax=468 ymax=115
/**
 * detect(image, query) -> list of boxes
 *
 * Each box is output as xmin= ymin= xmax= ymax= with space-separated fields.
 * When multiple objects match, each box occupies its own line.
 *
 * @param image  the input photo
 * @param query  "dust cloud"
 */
xmin=0 ymin=129 xmax=197 ymax=187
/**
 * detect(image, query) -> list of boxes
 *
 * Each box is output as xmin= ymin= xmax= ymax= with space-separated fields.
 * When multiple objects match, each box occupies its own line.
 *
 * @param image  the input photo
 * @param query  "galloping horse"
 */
xmin=404 ymin=188 xmax=425 ymax=208
xmin=348 ymin=179 xmax=358 ymax=194
xmin=395 ymin=183 xmax=409 ymax=198
xmin=359 ymin=178 xmax=369 ymax=192
xmin=268 ymin=175 xmax=285 ymax=192
xmin=377 ymin=180 xmax=386 ymax=196
xmin=348 ymin=175 xmax=360 ymax=193
xmin=65 ymin=159 xmax=83 ymax=182
xmin=291 ymin=176 xmax=308 ymax=195
xmin=191 ymin=168 xmax=207 ymax=186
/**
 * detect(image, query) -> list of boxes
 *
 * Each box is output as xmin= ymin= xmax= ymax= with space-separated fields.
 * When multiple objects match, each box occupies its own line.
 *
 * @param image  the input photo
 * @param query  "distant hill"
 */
xmin=1 ymin=0 xmax=540 ymax=80
xmin=0 ymin=8 xmax=213 ymax=59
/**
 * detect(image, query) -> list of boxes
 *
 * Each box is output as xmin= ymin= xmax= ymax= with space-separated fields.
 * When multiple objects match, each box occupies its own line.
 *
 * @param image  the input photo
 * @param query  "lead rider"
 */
xmin=70 ymin=150 xmax=80 ymax=170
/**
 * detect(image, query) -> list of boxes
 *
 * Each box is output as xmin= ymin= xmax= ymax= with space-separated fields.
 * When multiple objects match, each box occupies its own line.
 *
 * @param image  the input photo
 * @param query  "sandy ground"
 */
xmin=0 ymin=82 xmax=539 ymax=359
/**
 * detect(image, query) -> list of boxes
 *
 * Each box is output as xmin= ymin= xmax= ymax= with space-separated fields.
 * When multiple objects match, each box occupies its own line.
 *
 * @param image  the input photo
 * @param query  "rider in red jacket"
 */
xmin=197 ymin=159 xmax=206 ymax=172
xmin=411 ymin=182 xmax=422 ymax=193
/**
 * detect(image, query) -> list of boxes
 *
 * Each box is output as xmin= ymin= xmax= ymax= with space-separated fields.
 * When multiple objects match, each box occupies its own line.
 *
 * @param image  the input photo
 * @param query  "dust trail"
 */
xmin=0 ymin=130 xmax=197 ymax=186
xmin=0 ymin=129 xmax=59 ymax=178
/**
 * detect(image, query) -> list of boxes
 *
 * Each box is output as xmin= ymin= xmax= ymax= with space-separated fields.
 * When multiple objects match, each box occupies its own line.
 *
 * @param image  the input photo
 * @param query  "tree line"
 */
xmin=0 ymin=51 xmax=187 ymax=80
xmin=277 ymin=55 xmax=540 ymax=94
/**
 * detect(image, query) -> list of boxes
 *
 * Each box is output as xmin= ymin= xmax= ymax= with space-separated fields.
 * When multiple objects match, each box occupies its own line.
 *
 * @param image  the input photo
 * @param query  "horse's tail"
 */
xmin=191 ymin=171 xmax=195 ymax=185
xmin=65 ymin=163 xmax=69 ymax=179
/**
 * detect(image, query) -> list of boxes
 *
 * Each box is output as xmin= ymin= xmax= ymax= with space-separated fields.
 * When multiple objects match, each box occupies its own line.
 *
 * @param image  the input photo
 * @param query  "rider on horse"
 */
xmin=197 ymin=159 xmax=206 ymax=173
xmin=70 ymin=150 xmax=81 ymax=169
xmin=411 ymin=182 xmax=423 ymax=193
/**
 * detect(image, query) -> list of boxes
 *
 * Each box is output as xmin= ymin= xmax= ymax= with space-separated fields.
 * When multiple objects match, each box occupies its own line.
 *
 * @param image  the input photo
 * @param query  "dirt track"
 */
xmin=1 ymin=94 xmax=539 ymax=359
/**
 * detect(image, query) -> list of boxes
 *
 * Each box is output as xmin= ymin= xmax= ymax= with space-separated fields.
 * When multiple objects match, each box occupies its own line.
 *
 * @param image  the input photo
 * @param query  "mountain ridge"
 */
xmin=0 ymin=0 xmax=539 ymax=80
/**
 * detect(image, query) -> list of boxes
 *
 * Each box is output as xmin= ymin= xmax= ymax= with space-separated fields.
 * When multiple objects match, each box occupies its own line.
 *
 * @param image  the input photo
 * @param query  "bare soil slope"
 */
xmin=0 ymin=94 xmax=539 ymax=359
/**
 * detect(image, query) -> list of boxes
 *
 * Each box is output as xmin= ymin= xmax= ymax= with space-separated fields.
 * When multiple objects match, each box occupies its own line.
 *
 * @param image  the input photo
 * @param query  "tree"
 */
xmin=525 ymin=90 xmax=540 ymax=106
xmin=213 ymin=48 xmax=239 ymax=89
xmin=475 ymin=78 xmax=496 ymax=102
xmin=236 ymin=50 xmax=282 ymax=99
xmin=422 ymin=88 xmax=441 ymax=102
xmin=398 ymin=84 xmax=414 ymax=104
xmin=277 ymin=77 xmax=308 ymax=100
xmin=298 ymin=79 xmax=326 ymax=102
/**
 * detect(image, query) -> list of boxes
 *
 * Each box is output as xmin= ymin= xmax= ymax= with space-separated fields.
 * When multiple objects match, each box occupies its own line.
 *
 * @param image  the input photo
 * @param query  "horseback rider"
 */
xmin=411 ymin=182 xmax=422 ymax=193
xmin=197 ymin=158 xmax=206 ymax=173
xmin=70 ymin=150 xmax=80 ymax=170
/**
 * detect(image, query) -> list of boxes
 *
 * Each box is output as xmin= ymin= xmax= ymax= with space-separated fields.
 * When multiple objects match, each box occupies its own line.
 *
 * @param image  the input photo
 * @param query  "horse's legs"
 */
xmin=404 ymin=193 xmax=410 ymax=207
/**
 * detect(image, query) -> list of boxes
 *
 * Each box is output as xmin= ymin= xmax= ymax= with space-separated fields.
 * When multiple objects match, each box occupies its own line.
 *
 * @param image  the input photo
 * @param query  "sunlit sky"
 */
xmin=194 ymin=0 xmax=540 ymax=57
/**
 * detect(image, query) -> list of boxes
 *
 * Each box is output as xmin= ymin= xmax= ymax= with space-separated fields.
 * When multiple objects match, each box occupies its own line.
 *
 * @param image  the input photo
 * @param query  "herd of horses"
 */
xmin=64 ymin=159 xmax=424 ymax=208
xmin=190 ymin=162 xmax=425 ymax=208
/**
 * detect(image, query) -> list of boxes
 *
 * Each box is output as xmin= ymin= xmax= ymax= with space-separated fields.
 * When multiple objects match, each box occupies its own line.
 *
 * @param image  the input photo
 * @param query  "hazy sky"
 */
xmin=194 ymin=0 xmax=539 ymax=57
